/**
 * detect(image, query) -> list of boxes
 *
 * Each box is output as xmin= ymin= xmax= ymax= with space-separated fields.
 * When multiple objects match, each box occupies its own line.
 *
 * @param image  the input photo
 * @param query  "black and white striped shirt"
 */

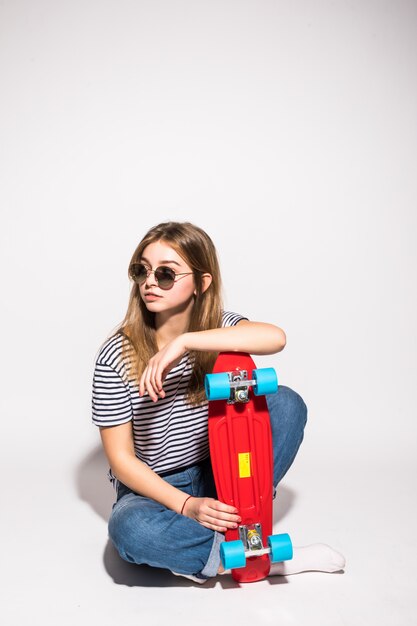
xmin=92 ymin=311 xmax=247 ymax=480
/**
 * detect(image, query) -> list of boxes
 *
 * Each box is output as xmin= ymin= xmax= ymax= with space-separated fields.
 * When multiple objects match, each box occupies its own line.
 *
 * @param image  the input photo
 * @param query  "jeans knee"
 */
xmin=108 ymin=501 xmax=143 ymax=564
xmin=288 ymin=386 xmax=308 ymax=429
xmin=270 ymin=386 xmax=308 ymax=486
xmin=268 ymin=385 xmax=308 ymax=432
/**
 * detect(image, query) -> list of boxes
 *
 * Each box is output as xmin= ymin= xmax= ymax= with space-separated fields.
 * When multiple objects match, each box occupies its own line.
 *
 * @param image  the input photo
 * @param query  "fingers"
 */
xmin=139 ymin=361 xmax=166 ymax=402
xmin=187 ymin=498 xmax=241 ymax=532
xmin=200 ymin=515 xmax=237 ymax=533
xmin=207 ymin=500 xmax=242 ymax=532
xmin=138 ymin=340 xmax=185 ymax=402
xmin=201 ymin=520 xmax=230 ymax=533
xmin=208 ymin=500 xmax=241 ymax=524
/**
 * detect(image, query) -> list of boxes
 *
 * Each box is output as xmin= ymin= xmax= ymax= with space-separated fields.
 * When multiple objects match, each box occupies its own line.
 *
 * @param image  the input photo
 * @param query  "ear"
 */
xmin=194 ymin=273 xmax=212 ymax=296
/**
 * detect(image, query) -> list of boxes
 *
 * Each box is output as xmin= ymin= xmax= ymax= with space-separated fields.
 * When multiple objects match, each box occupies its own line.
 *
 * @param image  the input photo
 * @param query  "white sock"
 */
xmin=220 ymin=543 xmax=346 ymax=577
xmin=171 ymin=570 xmax=207 ymax=584
xmin=269 ymin=543 xmax=346 ymax=575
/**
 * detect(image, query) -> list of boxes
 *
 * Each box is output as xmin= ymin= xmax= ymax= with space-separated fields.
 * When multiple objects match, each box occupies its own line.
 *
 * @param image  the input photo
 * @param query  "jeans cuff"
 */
xmin=199 ymin=531 xmax=225 ymax=578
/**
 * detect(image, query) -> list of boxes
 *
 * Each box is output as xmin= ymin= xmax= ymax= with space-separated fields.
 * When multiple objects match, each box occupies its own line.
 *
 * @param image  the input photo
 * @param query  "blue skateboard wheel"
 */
xmin=220 ymin=540 xmax=246 ymax=570
xmin=253 ymin=368 xmax=278 ymax=396
xmin=268 ymin=533 xmax=293 ymax=562
xmin=205 ymin=373 xmax=231 ymax=401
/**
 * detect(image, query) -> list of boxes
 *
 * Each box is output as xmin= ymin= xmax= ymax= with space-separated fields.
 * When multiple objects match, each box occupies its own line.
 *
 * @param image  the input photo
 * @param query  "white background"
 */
xmin=1 ymin=1 xmax=416 ymax=625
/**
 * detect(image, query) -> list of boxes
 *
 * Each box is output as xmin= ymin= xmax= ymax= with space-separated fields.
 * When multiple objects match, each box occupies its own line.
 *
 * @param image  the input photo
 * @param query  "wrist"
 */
xmin=180 ymin=494 xmax=194 ymax=515
xmin=182 ymin=331 xmax=194 ymax=352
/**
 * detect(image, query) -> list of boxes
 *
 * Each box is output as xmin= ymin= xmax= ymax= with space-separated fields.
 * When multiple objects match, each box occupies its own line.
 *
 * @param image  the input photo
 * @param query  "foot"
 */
xmin=219 ymin=543 xmax=346 ymax=576
xmin=269 ymin=543 xmax=346 ymax=575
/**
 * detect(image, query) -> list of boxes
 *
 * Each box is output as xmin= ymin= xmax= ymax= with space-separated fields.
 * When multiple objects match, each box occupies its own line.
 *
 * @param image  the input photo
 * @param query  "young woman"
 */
xmin=92 ymin=221 xmax=345 ymax=583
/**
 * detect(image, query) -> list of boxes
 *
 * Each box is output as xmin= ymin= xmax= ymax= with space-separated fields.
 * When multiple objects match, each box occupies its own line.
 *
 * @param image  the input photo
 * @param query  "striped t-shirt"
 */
xmin=92 ymin=311 xmax=248 ymax=481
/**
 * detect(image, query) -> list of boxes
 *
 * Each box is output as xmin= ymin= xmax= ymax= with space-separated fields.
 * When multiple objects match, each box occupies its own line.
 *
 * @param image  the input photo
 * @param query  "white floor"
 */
xmin=3 ymin=446 xmax=416 ymax=626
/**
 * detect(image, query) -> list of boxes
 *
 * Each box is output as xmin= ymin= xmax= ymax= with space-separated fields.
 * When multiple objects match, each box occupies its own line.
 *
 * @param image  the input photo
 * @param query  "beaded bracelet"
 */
xmin=181 ymin=495 xmax=194 ymax=515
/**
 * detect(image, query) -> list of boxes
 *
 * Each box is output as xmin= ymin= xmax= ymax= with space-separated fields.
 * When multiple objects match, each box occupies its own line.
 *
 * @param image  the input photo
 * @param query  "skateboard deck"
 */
xmin=205 ymin=352 xmax=292 ymax=583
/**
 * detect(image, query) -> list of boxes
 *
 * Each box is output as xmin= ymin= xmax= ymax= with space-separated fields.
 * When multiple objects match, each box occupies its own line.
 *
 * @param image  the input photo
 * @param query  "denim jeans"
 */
xmin=108 ymin=385 xmax=307 ymax=579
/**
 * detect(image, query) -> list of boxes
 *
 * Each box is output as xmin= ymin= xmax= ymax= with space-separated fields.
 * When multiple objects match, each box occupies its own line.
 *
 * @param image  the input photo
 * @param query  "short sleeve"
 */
xmin=92 ymin=362 xmax=133 ymax=427
xmin=221 ymin=311 xmax=249 ymax=327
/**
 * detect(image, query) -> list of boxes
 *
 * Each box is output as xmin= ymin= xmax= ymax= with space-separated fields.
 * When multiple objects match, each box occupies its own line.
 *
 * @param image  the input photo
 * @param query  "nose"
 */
xmin=144 ymin=269 xmax=157 ymax=288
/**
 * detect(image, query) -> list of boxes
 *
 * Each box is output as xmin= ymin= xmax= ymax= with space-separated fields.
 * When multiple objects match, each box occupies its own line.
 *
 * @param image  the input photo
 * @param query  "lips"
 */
xmin=144 ymin=293 xmax=162 ymax=299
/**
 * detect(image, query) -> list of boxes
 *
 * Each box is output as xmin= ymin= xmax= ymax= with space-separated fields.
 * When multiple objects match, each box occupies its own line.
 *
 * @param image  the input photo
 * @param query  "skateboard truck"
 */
xmin=239 ymin=524 xmax=263 ymax=556
xmin=237 ymin=524 xmax=286 ymax=559
xmin=205 ymin=365 xmax=278 ymax=404
xmin=227 ymin=369 xmax=251 ymax=404
xmin=221 ymin=527 xmax=293 ymax=569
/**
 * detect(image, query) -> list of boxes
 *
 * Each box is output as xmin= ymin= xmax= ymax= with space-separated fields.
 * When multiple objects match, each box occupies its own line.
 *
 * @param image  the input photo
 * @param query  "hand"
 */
xmin=182 ymin=496 xmax=241 ymax=533
xmin=139 ymin=335 xmax=188 ymax=402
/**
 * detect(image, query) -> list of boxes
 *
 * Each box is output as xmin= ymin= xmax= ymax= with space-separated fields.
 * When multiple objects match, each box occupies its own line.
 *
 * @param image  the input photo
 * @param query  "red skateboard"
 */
xmin=205 ymin=352 xmax=293 ymax=583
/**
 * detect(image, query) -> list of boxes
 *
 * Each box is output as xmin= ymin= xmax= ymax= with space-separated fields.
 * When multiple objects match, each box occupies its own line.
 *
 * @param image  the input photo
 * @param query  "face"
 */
xmin=137 ymin=240 xmax=197 ymax=319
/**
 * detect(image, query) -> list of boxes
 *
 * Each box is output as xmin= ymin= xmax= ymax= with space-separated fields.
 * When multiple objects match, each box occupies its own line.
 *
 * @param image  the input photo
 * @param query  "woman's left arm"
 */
xmin=185 ymin=321 xmax=286 ymax=355
xmin=139 ymin=321 xmax=286 ymax=401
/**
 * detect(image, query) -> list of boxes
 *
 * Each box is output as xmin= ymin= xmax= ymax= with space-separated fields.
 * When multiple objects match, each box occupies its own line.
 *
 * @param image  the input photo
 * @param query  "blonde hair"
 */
xmin=117 ymin=221 xmax=223 ymax=405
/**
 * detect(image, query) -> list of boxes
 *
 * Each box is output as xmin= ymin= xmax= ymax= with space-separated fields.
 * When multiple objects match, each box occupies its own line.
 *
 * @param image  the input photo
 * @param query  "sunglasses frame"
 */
xmin=129 ymin=263 xmax=194 ymax=290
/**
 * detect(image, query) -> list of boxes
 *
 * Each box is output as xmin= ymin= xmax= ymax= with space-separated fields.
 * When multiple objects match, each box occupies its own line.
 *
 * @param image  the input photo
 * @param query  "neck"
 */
xmin=155 ymin=301 xmax=194 ymax=349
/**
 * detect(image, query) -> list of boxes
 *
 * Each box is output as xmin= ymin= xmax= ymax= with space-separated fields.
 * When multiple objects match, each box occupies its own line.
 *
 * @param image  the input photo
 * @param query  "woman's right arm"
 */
xmin=99 ymin=423 xmax=241 ymax=532
xmin=100 ymin=423 xmax=188 ymax=513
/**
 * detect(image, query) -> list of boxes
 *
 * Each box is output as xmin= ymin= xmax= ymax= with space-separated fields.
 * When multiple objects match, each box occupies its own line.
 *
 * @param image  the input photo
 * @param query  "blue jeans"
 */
xmin=108 ymin=386 xmax=307 ymax=579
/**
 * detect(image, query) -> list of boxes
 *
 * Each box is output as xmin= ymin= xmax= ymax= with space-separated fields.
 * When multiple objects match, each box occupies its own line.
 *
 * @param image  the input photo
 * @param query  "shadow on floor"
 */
xmin=102 ymin=539 xmax=218 ymax=588
xmin=76 ymin=444 xmax=115 ymax=520
xmin=103 ymin=539 xmax=290 ymax=589
xmin=273 ymin=483 xmax=297 ymax=524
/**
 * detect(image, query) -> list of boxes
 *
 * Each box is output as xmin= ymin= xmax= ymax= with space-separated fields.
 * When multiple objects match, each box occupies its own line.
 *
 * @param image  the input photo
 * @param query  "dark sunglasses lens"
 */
xmin=130 ymin=263 xmax=148 ymax=283
xmin=155 ymin=266 xmax=176 ymax=289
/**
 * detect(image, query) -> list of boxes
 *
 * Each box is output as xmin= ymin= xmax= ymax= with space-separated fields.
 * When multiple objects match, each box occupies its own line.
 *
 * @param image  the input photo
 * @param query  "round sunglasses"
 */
xmin=129 ymin=263 xmax=194 ymax=290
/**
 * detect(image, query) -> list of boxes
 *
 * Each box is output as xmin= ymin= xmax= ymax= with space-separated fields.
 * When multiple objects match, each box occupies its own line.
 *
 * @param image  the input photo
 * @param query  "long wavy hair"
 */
xmin=116 ymin=221 xmax=223 ymax=405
